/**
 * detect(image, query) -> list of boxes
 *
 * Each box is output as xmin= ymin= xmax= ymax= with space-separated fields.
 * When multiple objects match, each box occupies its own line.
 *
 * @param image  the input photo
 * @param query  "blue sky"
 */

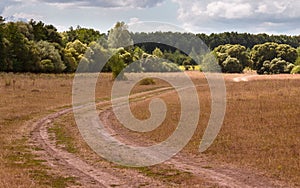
xmin=1 ymin=0 xmax=300 ymax=35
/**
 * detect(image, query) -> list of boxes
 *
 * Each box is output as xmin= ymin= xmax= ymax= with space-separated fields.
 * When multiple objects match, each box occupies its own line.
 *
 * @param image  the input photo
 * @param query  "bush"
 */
xmin=124 ymin=61 xmax=144 ymax=73
xmin=257 ymin=58 xmax=293 ymax=74
xmin=291 ymin=65 xmax=300 ymax=74
xmin=201 ymin=53 xmax=221 ymax=72
xmin=141 ymin=56 xmax=181 ymax=72
xmin=214 ymin=44 xmax=252 ymax=69
xmin=251 ymin=42 xmax=297 ymax=72
xmin=109 ymin=54 xmax=126 ymax=80
xmin=139 ymin=78 xmax=155 ymax=85
xmin=40 ymin=59 xmax=55 ymax=73
xmin=222 ymin=56 xmax=243 ymax=73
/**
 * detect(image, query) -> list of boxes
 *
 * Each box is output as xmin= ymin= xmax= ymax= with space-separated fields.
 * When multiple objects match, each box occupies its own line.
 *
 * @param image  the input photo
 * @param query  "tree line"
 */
xmin=0 ymin=17 xmax=300 ymax=75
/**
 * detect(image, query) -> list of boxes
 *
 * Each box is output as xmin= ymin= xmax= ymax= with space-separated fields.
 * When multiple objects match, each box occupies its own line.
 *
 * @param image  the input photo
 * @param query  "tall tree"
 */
xmin=0 ymin=16 xmax=5 ymax=71
xmin=62 ymin=26 xmax=104 ymax=45
xmin=35 ymin=41 xmax=65 ymax=73
xmin=108 ymin=22 xmax=133 ymax=48
xmin=4 ymin=22 xmax=34 ymax=72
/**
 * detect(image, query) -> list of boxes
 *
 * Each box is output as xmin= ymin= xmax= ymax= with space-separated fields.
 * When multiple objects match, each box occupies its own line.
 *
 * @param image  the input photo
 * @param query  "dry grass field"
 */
xmin=103 ymin=72 xmax=300 ymax=185
xmin=0 ymin=72 xmax=299 ymax=187
xmin=0 ymin=73 xmax=80 ymax=187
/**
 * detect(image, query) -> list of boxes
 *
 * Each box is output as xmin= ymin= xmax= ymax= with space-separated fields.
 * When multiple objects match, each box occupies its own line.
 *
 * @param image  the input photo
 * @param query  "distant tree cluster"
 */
xmin=0 ymin=19 xmax=182 ymax=76
xmin=1 ymin=17 xmax=300 ymax=75
xmin=208 ymin=42 xmax=299 ymax=74
xmin=0 ymin=18 xmax=66 ymax=73
xmin=196 ymin=32 xmax=300 ymax=49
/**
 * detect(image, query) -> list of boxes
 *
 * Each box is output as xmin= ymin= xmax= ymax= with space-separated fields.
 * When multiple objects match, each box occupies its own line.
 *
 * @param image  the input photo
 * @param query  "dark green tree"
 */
xmin=214 ymin=44 xmax=252 ymax=69
xmin=62 ymin=25 xmax=103 ymax=45
xmin=222 ymin=56 xmax=243 ymax=73
xmin=35 ymin=41 xmax=65 ymax=73
xmin=251 ymin=42 xmax=297 ymax=74
xmin=0 ymin=16 xmax=5 ymax=71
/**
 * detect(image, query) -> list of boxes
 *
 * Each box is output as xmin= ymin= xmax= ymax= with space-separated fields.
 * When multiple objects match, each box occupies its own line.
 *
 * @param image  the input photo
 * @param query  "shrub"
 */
xmin=251 ymin=42 xmax=297 ymax=72
xmin=222 ymin=56 xmax=243 ymax=73
xmin=214 ymin=44 xmax=252 ymax=69
xmin=124 ymin=61 xmax=144 ymax=73
xmin=257 ymin=58 xmax=293 ymax=74
xmin=141 ymin=56 xmax=181 ymax=72
xmin=201 ymin=53 xmax=221 ymax=72
xmin=139 ymin=78 xmax=156 ymax=85
xmin=291 ymin=65 xmax=300 ymax=74
xmin=109 ymin=54 xmax=126 ymax=80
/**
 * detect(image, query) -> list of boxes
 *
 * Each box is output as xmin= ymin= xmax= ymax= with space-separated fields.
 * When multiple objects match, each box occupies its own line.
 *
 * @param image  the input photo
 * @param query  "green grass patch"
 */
xmin=136 ymin=166 xmax=192 ymax=184
xmin=48 ymin=123 xmax=78 ymax=154
xmin=139 ymin=78 xmax=156 ymax=85
xmin=4 ymin=138 xmax=78 ymax=187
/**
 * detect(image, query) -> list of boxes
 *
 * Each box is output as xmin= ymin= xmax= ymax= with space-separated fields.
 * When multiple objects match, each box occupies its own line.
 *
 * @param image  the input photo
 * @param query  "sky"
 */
xmin=1 ymin=0 xmax=300 ymax=35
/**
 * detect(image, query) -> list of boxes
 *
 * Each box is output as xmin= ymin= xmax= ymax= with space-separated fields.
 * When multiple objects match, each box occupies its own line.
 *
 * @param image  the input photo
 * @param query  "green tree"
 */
xmin=269 ymin=58 xmax=292 ymax=74
xmin=276 ymin=44 xmax=297 ymax=63
xmin=62 ymin=25 xmax=103 ymax=45
xmin=109 ymin=53 xmax=126 ymax=80
xmin=200 ymin=53 xmax=221 ymax=72
xmin=0 ymin=16 xmax=5 ymax=71
xmin=251 ymin=42 xmax=297 ymax=74
xmin=86 ymin=41 xmax=110 ymax=72
xmin=3 ymin=22 xmax=36 ymax=72
xmin=257 ymin=58 xmax=293 ymax=74
xmin=214 ymin=44 xmax=251 ymax=70
xmin=222 ymin=56 xmax=243 ymax=73
xmin=36 ymin=41 xmax=65 ymax=73
xmin=29 ymin=20 xmax=62 ymax=45
xmin=295 ymin=47 xmax=300 ymax=65
xmin=291 ymin=65 xmax=300 ymax=74
xmin=152 ymin=47 xmax=163 ymax=58
xmin=63 ymin=40 xmax=87 ymax=72
xmin=108 ymin=22 xmax=133 ymax=49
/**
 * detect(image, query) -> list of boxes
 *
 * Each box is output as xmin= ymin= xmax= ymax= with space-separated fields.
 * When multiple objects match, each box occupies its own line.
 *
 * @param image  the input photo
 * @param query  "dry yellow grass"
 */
xmin=0 ymin=73 xmax=74 ymax=187
xmin=0 ymin=72 xmax=173 ymax=187
xmin=93 ymin=72 xmax=300 ymax=185
xmin=207 ymin=77 xmax=300 ymax=185
xmin=1 ymin=72 xmax=299 ymax=186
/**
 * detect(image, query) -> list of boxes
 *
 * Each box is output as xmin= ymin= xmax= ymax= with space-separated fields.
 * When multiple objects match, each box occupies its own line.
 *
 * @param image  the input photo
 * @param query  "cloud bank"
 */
xmin=172 ymin=0 xmax=300 ymax=34
xmin=37 ymin=0 xmax=165 ymax=8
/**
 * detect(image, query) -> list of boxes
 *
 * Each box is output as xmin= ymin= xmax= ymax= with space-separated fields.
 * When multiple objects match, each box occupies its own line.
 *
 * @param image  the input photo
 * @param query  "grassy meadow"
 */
xmin=0 ymin=72 xmax=299 ymax=187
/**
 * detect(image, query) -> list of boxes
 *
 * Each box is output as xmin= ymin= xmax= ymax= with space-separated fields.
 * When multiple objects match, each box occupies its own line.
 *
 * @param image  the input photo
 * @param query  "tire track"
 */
xmin=31 ymin=87 xmax=175 ymax=187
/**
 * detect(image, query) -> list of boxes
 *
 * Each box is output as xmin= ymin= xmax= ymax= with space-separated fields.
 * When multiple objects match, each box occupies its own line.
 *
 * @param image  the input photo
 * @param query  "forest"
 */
xmin=1 ymin=17 xmax=300 ymax=75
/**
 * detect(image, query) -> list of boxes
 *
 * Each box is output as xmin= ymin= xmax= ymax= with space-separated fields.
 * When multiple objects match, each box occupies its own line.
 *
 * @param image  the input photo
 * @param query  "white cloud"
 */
xmin=255 ymin=1 xmax=288 ymax=14
xmin=172 ymin=0 xmax=300 ymax=34
xmin=206 ymin=1 xmax=252 ymax=19
xmin=128 ymin=17 xmax=141 ymax=25
xmin=38 ymin=0 xmax=165 ymax=9
xmin=12 ymin=12 xmax=43 ymax=20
